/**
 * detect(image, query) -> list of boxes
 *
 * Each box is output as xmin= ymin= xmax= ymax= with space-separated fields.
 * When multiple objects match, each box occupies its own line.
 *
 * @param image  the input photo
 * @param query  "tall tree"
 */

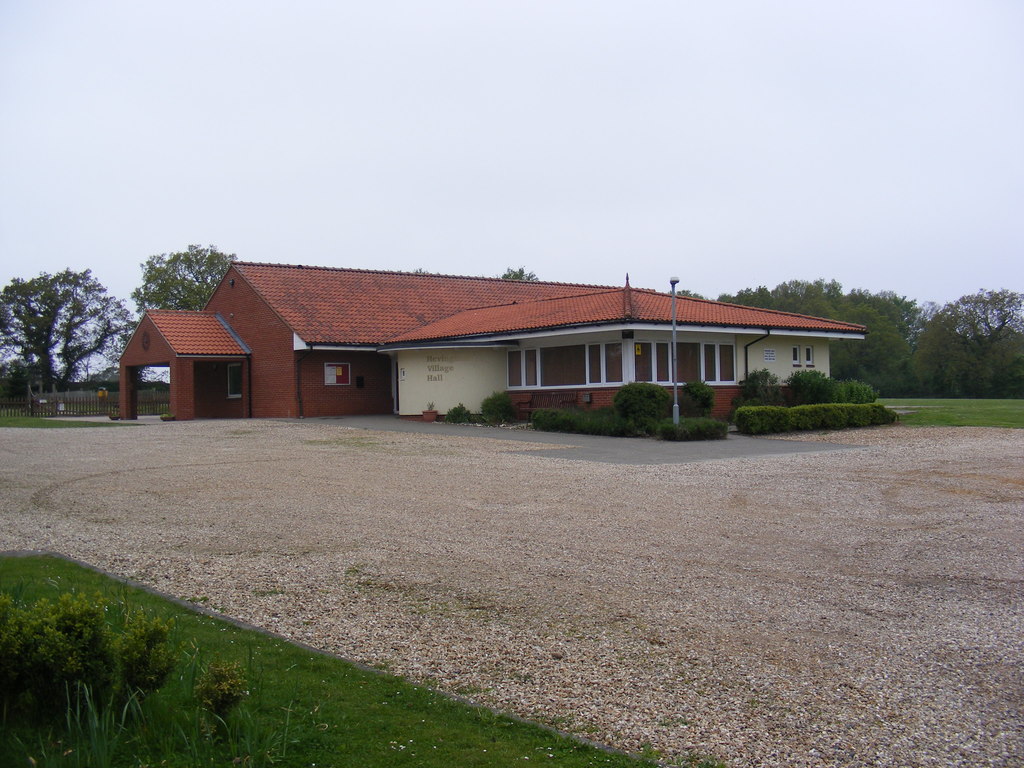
xmin=719 ymin=279 xmax=923 ymax=396
xmin=500 ymin=266 xmax=539 ymax=281
xmin=914 ymin=289 xmax=1024 ymax=397
xmin=132 ymin=245 xmax=235 ymax=311
xmin=0 ymin=270 xmax=133 ymax=391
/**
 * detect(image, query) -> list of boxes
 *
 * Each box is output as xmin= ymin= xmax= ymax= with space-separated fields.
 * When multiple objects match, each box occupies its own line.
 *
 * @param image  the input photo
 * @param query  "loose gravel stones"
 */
xmin=1 ymin=421 xmax=1021 ymax=767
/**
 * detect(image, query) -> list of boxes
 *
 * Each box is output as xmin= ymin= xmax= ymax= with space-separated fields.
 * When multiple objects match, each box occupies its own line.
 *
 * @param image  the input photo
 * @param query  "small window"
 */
xmin=540 ymin=345 xmax=586 ymax=386
xmin=805 ymin=346 xmax=814 ymax=367
xmin=676 ymin=342 xmax=700 ymax=382
xmin=507 ymin=351 xmax=522 ymax=387
xmin=525 ymin=349 xmax=538 ymax=386
xmin=704 ymin=344 xmax=718 ymax=381
xmin=719 ymin=344 xmax=735 ymax=381
xmin=587 ymin=345 xmax=602 ymax=384
xmin=605 ymin=343 xmax=623 ymax=382
xmin=227 ymin=363 xmax=242 ymax=399
xmin=634 ymin=342 xmax=653 ymax=382
xmin=792 ymin=346 xmax=801 ymax=366
xmin=324 ymin=362 xmax=351 ymax=385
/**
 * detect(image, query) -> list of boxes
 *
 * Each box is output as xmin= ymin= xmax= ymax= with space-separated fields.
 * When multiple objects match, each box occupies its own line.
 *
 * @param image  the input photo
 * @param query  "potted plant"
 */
xmin=422 ymin=402 xmax=438 ymax=423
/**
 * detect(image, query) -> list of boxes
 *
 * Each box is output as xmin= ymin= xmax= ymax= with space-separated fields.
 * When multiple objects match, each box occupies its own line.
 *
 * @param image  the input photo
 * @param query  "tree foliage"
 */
xmin=500 ymin=266 xmax=539 ymax=281
xmin=720 ymin=280 xmax=1024 ymax=398
xmin=0 ymin=270 xmax=132 ymax=391
xmin=914 ymin=289 xmax=1024 ymax=397
xmin=131 ymin=245 xmax=235 ymax=311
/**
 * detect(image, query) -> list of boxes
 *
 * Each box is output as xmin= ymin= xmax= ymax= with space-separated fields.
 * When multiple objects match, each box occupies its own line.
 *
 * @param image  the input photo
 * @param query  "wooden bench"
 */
xmin=517 ymin=391 xmax=578 ymax=420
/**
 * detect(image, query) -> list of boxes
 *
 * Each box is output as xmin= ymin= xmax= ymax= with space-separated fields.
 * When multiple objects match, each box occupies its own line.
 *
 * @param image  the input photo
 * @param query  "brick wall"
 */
xmin=297 ymin=350 xmax=393 ymax=417
xmin=119 ymin=314 xmax=176 ymax=419
xmin=193 ymin=360 xmax=246 ymax=418
xmin=207 ymin=268 xmax=299 ymax=418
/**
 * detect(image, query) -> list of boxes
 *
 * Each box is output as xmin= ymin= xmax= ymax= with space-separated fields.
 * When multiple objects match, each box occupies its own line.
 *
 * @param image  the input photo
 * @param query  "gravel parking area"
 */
xmin=1 ymin=420 xmax=1021 ymax=767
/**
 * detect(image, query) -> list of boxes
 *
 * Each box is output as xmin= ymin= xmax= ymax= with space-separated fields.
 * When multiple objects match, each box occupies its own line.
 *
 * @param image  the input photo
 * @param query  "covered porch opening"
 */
xmin=119 ymin=356 xmax=250 ymax=421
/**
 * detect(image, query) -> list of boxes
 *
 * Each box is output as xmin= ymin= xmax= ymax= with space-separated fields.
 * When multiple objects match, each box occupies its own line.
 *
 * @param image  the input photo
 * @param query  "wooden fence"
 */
xmin=0 ymin=391 xmax=170 ymax=418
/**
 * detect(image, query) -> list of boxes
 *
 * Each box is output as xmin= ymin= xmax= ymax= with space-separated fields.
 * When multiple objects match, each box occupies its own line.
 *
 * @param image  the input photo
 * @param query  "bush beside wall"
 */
xmin=734 ymin=403 xmax=897 ymax=434
xmin=657 ymin=417 xmax=728 ymax=441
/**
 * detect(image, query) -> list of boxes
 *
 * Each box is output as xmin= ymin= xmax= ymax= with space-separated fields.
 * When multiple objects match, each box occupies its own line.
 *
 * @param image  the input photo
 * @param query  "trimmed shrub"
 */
xmin=443 ymin=403 xmax=473 ymax=424
xmin=480 ymin=391 xmax=516 ymax=424
xmin=531 ymin=407 xmax=633 ymax=436
xmin=657 ymin=417 xmax=728 ymax=441
xmin=736 ymin=368 xmax=784 ymax=406
xmin=833 ymin=379 xmax=878 ymax=404
xmin=786 ymin=370 xmax=837 ymax=405
xmin=613 ymin=382 xmax=671 ymax=432
xmin=27 ymin=592 xmax=116 ymax=711
xmin=0 ymin=592 xmax=178 ymax=723
xmin=117 ymin=613 xmax=176 ymax=697
xmin=530 ymin=408 xmax=577 ymax=433
xmin=735 ymin=403 xmax=897 ymax=434
xmin=0 ymin=594 xmax=27 ymax=713
xmin=679 ymin=380 xmax=715 ymax=417
xmin=733 ymin=406 xmax=792 ymax=435
xmin=195 ymin=659 xmax=247 ymax=719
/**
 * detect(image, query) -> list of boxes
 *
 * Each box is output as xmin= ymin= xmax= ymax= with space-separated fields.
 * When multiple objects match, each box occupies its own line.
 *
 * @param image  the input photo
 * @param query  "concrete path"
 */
xmin=319 ymin=414 xmax=856 ymax=465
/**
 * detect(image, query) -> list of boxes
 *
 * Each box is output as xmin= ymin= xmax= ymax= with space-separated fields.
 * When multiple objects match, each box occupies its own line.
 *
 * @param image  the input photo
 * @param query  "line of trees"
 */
xmin=1 ymin=253 xmax=1021 ymax=399
xmin=718 ymin=280 xmax=1024 ymax=398
xmin=0 ymin=246 xmax=233 ymax=396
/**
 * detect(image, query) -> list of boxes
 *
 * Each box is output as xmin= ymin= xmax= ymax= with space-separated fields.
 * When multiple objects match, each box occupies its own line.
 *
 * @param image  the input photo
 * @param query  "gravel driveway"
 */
xmin=1 ymin=420 xmax=1021 ymax=767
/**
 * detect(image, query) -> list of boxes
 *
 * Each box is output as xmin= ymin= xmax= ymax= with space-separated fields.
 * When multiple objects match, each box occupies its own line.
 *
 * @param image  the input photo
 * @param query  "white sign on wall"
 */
xmin=763 ymin=349 xmax=776 ymax=362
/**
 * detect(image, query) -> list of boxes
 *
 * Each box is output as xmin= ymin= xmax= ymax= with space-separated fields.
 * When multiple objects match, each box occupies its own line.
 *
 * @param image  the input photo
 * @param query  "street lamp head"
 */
xmin=669 ymin=276 xmax=680 ymax=287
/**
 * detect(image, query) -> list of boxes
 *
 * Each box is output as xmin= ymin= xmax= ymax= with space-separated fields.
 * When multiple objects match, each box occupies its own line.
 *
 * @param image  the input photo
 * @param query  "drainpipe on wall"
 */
xmin=743 ymin=331 xmax=771 ymax=380
xmin=295 ymin=345 xmax=315 ymax=418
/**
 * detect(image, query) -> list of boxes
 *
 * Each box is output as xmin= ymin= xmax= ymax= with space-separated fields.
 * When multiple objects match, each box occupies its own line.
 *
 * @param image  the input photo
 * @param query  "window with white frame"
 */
xmin=634 ymin=341 xmax=734 ymax=384
xmin=792 ymin=346 xmax=801 ymax=366
xmin=804 ymin=346 xmax=815 ymax=367
xmin=585 ymin=343 xmax=623 ymax=384
xmin=506 ymin=349 xmax=539 ymax=387
xmin=510 ymin=343 xmax=624 ymax=388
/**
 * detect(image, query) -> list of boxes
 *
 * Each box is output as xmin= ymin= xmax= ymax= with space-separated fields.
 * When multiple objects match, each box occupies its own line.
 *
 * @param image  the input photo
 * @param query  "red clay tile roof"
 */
xmin=226 ymin=262 xmax=866 ymax=345
xmin=147 ymin=310 xmax=247 ymax=355
xmin=386 ymin=288 xmax=867 ymax=343
xmin=230 ymin=263 xmax=610 ymax=344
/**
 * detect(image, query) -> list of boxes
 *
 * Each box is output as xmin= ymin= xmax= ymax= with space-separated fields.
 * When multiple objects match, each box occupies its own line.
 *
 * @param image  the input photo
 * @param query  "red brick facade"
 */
xmin=295 ymin=350 xmax=392 ymax=418
xmin=118 ymin=263 xmax=859 ymax=422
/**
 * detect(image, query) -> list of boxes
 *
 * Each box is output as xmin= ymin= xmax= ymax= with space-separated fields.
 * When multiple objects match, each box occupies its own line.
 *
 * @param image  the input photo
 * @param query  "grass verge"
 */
xmin=879 ymin=398 xmax=1024 ymax=428
xmin=0 ymin=416 xmax=133 ymax=429
xmin=0 ymin=554 xmax=693 ymax=768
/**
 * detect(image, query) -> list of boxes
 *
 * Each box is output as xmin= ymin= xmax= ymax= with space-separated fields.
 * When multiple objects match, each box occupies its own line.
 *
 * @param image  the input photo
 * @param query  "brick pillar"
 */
xmin=119 ymin=365 xmax=139 ymax=420
xmin=170 ymin=358 xmax=196 ymax=421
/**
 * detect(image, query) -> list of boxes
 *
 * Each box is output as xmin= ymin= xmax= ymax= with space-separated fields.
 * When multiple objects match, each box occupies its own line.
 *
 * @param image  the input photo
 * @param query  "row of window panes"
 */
xmin=792 ymin=346 xmax=814 ymax=366
xmin=508 ymin=342 xmax=736 ymax=388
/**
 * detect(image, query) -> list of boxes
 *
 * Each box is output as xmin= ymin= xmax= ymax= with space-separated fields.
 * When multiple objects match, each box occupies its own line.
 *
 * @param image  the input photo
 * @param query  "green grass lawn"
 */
xmin=879 ymin=398 xmax=1024 ymax=428
xmin=0 ymin=416 xmax=134 ymax=428
xmin=1 ymin=555 xmax=706 ymax=768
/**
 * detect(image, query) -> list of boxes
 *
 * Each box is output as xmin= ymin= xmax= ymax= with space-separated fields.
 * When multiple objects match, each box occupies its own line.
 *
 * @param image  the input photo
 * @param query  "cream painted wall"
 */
xmin=396 ymin=348 xmax=508 ymax=415
xmin=737 ymin=335 xmax=831 ymax=380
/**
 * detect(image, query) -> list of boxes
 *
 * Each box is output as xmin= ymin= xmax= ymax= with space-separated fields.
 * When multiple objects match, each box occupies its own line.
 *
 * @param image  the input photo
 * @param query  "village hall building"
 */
xmin=118 ymin=262 xmax=867 ymax=422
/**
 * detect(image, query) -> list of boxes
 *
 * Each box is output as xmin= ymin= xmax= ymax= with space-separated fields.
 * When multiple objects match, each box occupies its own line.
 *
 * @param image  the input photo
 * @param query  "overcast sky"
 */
xmin=2 ymin=1 xmax=1021 ymax=312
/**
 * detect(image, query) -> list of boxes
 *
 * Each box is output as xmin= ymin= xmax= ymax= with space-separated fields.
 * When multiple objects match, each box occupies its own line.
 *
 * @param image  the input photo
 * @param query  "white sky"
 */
xmin=2 ymin=1 xmax=1021 ymax=311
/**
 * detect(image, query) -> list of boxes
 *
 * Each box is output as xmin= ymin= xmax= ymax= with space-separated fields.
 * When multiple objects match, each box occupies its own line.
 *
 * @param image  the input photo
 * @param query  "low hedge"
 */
xmin=531 ymin=407 xmax=634 ymax=437
xmin=532 ymin=407 xmax=729 ymax=440
xmin=657 ymin=417 xmax=728 ymax=441
xmin=734 ymin=403 xmax=897 ymax=434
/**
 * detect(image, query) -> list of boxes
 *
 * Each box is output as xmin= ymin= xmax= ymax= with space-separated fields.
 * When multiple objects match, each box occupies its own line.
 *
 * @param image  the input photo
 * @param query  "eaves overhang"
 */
xmin=380 ymin=321 xmax=866 ymax=348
